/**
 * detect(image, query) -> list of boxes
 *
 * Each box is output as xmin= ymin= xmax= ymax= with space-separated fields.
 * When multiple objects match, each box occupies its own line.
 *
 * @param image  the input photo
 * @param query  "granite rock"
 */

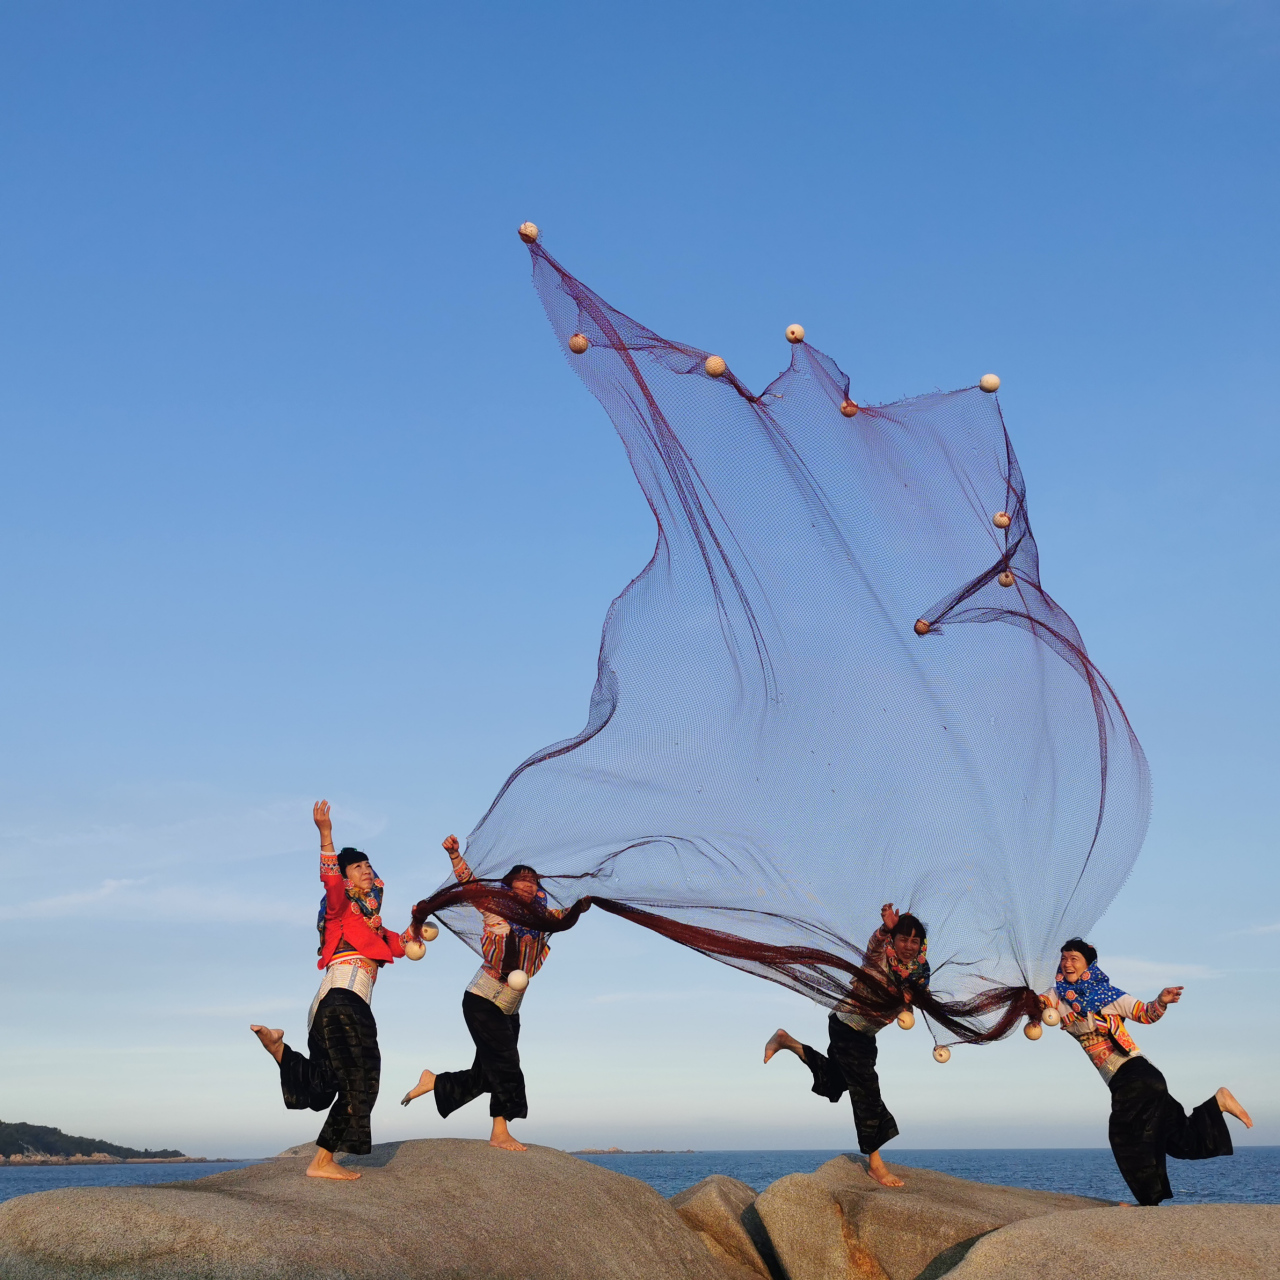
xmin=754 ymin=1155 xmax=1109 ymax=1280
xmin=0 ymin=1138 xmax=739 ymax=1280
xmin=941 ymin=1204 xmax=1280 ymax=1280
xmin=668 ymin=1174 xmax=776 ymax=1278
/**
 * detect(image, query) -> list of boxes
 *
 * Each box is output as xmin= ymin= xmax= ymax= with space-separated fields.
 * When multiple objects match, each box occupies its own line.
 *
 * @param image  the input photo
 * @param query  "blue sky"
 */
xmin=1 ymin=1 xmax=1276 ymax=1158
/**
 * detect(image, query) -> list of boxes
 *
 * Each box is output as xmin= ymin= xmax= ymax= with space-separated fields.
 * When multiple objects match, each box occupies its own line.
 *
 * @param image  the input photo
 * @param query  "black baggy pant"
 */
xmin=279 ymin=987 xmax=381 ymax=1155
xmin=801 ymin=1013 xmax=900 ymax=1155
xmin=434 ymin=991 xmax=528 ymax=1121
xmin=1108 ymin=1056 xmax=1232 ymax=1205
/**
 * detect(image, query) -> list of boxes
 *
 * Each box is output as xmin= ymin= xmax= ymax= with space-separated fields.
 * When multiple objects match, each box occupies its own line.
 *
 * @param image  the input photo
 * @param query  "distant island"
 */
xmin=0 ymin=1120 xmax=229 ymax=1165
xmin=571 ymin=1147 xmax=696 ymax=1155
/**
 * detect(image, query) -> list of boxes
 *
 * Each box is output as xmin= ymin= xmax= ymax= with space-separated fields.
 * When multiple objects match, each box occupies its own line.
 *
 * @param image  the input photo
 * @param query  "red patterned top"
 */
xmin=317 ymin=850 xmax=407 ymax=971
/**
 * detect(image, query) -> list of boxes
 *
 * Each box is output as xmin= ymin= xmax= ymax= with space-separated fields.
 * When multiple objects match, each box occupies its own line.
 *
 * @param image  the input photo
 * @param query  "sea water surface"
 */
xmin=0 ymin=1162 xmax=260 ymax=1205
xmin=574 ymin=1147 xmax=1280 ymax=1203
xmin=2 ymin=1149 xmax=1276 ymax=1206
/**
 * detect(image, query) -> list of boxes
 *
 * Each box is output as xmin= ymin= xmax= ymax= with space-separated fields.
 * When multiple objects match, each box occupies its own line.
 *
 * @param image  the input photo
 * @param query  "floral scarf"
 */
xmin=1055 ymin=962 xmax=1126 ymax=1019
xmin=886 ymin=937 xmax=930 ymax=991
xmin=316 ymin=870 xmax=386 ymax=950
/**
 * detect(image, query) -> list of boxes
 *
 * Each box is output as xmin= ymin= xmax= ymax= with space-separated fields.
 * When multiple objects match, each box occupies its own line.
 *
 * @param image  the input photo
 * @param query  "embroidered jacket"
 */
xmin=317 ymin=850 xmax=407 ymax=971
xmin=1040 ymin=987 xmax=1167 ymax=1082
xmin=449 ymin=848 xmax=568 ymax=982
xmin=836 ymin=926 xmax=919 ymax=1036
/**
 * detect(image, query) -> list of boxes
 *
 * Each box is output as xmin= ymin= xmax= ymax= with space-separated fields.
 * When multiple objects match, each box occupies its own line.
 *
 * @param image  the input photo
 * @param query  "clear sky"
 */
xmin=1 ymin=1 xmax=1276 ymax=1159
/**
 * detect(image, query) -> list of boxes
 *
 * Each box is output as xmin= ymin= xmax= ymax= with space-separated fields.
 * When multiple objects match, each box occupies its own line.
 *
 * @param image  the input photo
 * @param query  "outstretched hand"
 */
xmin=1158 ymin=986 xmax=1184 ymax=1007
xmin=314 ymin=801 xmax=332 ymax=841
xmin=881 ymin=902 xmax=899 ymax=932
xmin=442 ymin=835 xmax=460 ymax=858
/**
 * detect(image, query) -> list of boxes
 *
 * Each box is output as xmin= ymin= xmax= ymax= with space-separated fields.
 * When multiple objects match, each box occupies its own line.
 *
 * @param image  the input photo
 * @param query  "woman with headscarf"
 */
xmin=1041 ymin=938 xmax=1252 ymax=1205
xmin=764 ymin=903 xmax=929 ymax=1188
xmin=250 ymin=800 xmax=407 ymax=1180
xmin=400 ymin=834 xmax=583 ymax=1151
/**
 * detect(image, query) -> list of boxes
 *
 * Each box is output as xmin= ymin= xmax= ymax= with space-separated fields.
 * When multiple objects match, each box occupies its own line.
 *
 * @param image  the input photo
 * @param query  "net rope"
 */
xmin=411 ymin=237 xmax=1151 ymax=1045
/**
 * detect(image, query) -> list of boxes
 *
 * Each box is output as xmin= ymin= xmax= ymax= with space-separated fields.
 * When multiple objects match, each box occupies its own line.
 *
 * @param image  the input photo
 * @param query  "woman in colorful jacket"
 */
xmin=251 ymin=800 xmax=407 ymax=1180
xmin=400 ymin=834 xmax=579 ymax=1151
xmin=1041 ymin=938 xmax=1252 ymax=1205
xmin=763 ymin=903 xmax=929 ymax=1188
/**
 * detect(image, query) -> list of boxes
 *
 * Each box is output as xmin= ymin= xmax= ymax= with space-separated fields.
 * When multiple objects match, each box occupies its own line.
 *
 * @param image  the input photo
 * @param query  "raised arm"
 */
xmin=443 ymin=834 xmax=475 ymax=884
xmin=1114 ymin=985 xmax=1181 ymax=1025
xmin=315 ymin=800 xmax=338 ymax=874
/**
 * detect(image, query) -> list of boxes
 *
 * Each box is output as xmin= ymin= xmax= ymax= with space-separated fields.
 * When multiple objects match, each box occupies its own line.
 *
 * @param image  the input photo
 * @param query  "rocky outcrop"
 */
xmin=752 ymin=1155 xmax=1110 ymax=1280
xmin=2 ymin=1139 xmax=1276 ymax=1280
xmin=669 ymin=1175 xmax=777 ymax=1278
xmin=943 ymin=1204 xmax=1280 ymax=1280
xmin=0 ymin=1139 xmax=740 ymax=1280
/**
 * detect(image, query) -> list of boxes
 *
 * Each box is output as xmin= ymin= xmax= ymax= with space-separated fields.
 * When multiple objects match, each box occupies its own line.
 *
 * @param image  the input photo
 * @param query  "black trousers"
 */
xmin=801 ymin=1013 xmax=899 ymax=1155
xmin=279 ymin=988 xmax=381 ymax=1155
xmin=434 ymin=991 xmax=528 ymax=1121
xmin=1108 ymin=1056 xmax=1232 ymax=1205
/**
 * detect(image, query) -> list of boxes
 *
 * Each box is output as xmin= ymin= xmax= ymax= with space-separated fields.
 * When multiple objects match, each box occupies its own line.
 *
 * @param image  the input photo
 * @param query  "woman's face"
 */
xmin=511 ymin=872 xmax=540 ymax=904
xmin=345 ymin=860 xmax=375 ymax=894
xmin=1059 ymin=950 xmax=1089 ymax=982
xmin=893 ymin=930 xmax=922 ymax=963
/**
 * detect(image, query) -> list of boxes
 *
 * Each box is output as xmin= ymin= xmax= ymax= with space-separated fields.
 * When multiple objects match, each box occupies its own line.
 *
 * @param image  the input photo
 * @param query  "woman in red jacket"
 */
xmin=251 ymin=801 xmax=407 ymax=1180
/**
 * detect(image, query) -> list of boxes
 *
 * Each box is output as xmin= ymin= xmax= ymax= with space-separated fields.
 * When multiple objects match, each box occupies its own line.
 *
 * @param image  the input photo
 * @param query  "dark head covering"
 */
xmin=1060 ymin=937 xmax=1097 ymax=966
xmin=502 ymin=863 xmax=540 ymax=886
xmin=891 ymin=912 xmax=927 ymax=940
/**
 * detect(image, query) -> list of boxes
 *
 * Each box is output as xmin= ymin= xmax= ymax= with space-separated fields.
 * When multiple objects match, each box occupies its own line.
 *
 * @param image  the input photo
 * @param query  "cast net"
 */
xmin=411 ymin=233 xmax=1151 ymax=1045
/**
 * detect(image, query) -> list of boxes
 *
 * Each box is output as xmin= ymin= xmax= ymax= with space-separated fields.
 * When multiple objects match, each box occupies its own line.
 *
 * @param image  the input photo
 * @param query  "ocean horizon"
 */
xmin=3 ymin=1147 xmax=1276 ymax=1207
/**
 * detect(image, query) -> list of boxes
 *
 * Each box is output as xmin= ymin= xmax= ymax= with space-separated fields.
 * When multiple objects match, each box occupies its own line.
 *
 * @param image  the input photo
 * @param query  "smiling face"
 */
xmin=344 ymin=860 xmax=375 ymax=895
xmin=510 ymin=872 xmax=540 ymax=904
xmin=1059 ymin=949 xmax=1089 ymax=983
xmin=892 ymin=929 xmax=923 ymax=963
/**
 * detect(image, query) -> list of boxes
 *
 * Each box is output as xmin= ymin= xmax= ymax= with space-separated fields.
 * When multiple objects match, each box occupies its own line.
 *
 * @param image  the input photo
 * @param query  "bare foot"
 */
xmin=250 ymin=1025 xmax=285 ymax=1064
xmin=764 ymin=1028 xmax=804 ymax=1064
xmin=305 ymin=1148 xmax=361 ymax=1180
xmin=401 ymin=1069 xmax=436 ymax=1106
xmin=867 ymin=1151 xmax=904 ymax=1188
xmin=1217 ymin=1087 xmax=1254 ymax=1128
xmin=489 ymin=1118 xmax=527 ymax=1152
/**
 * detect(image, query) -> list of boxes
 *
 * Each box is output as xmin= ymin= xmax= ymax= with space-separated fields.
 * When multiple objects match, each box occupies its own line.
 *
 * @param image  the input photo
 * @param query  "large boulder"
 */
xmin=0 ymin=1138 xmax=742 ymax=1280
xmin=753 ymin=1155 xmax=1109 ymax=1280
xmin=668 ymin=1175 xmax=776 ymax=1278
xmin=942 ymin=1204 xmax=1280 ymax=1280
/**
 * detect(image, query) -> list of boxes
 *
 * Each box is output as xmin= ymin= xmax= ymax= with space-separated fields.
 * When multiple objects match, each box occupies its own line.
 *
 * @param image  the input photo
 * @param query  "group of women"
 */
xmin=250 ymin=801 xmax=1252 ymax=1205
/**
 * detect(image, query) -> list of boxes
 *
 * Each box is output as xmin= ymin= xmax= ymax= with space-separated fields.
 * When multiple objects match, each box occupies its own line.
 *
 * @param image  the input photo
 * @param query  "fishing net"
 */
xmin=411 ymin=233 xmax=1151 ymax=1045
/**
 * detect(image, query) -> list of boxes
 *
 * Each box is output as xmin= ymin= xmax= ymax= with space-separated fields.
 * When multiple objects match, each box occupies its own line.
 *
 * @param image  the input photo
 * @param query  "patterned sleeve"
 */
xmin=525 ymin=935 xmax=552 ymax=979
xmin=1105 ymin=992 xmax=1167 ymax=1025
xmin=450 ymin=850 xmax=476 ymax=885
xmin=320 ymin=850 xmax=346 ymax=915
xmin=863 ymin=926 xmax=890 ymax=968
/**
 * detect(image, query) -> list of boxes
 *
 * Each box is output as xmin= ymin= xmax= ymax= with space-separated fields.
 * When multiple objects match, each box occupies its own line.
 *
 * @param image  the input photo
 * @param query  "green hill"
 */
xmin=0 ymin=1121 xmax=184 ymax=1160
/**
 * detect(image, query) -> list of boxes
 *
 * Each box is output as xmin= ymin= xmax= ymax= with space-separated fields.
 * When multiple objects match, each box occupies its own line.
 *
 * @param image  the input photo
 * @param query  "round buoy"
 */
xmin=420 ymin=924 xmax=439 ymax=943
xmin=840 ymin=399 xmax=859 ymax=417
xmin=897 ymin=1009 xmax=915 ymax=1031
xmin=506 ymin=969 xmax=529 ymax=992
xmin=1024 ymin=1021 xmax=1043 ymax=1041
xmin=705 ymin=355 xmax=727 ymax=378
xmin=914 ymin=619 xmax=931 ymax=636
xmin=568 ymin=333 xmax=589 ymax=354
xmin=403 ymin=940 xmax=426 ymax=961
xmin=785 ymin=324 xmax=805 ymax=344
xmin=1042 ymin=1006 xmax=1061 ymax=1027
xmin=993 ymin=511 xmax=1012 ymax=529
xmin=980 ymin=373 xmax=1001 ymax=393
xmin=998 ymin=570 xmax=1015 ymax=588
xmin=933 ymin=1045 xmax=951 ymax=1064
xmin=518 ymin=222 xmax=539 ymax=244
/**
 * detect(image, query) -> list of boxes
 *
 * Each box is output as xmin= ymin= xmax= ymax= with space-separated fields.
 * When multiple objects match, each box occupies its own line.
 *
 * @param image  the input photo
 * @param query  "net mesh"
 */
xmin=411 ymin=238 xmax=1151 ymax=1045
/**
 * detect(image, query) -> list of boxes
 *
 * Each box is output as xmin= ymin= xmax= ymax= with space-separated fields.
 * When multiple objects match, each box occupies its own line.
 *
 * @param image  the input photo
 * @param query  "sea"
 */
xmin=1 ymin=1149 xmax=1276 ymax=1207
